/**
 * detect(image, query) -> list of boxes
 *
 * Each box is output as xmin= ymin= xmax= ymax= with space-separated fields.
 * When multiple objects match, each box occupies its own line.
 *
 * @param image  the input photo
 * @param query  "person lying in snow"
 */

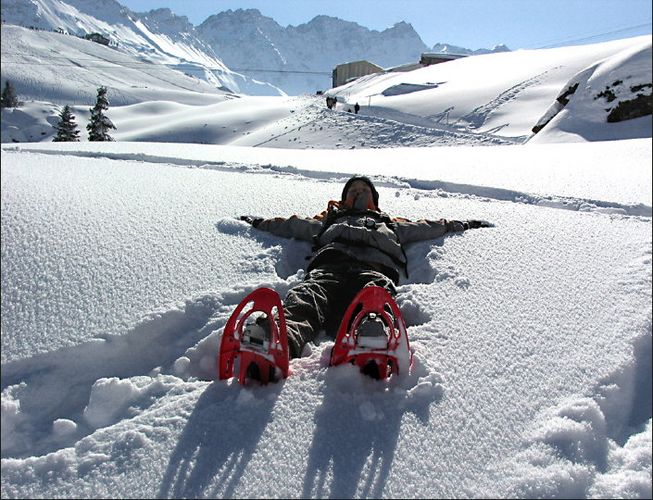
xmin=240 ymin=175 xmax=490 ymax=359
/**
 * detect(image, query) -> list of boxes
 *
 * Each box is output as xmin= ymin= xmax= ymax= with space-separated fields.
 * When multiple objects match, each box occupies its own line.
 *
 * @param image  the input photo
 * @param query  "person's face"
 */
xmin=345 ymin=180 xmax=373 ymax=208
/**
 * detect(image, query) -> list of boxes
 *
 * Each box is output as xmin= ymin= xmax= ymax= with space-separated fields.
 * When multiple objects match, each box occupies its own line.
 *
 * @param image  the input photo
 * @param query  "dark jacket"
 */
xmin=255 ymin=206 xmax=464 ymax=284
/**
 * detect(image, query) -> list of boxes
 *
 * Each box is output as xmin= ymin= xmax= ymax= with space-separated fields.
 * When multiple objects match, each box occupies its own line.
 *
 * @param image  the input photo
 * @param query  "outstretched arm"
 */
xmin=239 ymin=215 xmax=322 ymax=242
xmin=395 ymin=218 xmax=492 ymax=244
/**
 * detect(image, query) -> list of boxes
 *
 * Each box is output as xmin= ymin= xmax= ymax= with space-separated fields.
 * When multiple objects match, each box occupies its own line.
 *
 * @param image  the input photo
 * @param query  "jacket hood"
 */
xmin=341 ymin=175 xmax=379 ymax=209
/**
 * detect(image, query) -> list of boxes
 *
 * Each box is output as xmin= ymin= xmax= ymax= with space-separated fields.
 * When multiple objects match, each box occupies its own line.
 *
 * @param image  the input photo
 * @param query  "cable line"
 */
xmin=531 ymin=22 xmax=652 ymax=49
xmin=1 ymin=52 xmax=331 ymax=75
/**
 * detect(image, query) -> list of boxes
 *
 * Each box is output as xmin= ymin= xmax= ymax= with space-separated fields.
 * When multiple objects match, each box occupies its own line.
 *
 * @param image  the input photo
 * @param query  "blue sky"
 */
xmin=120 ymin=0 xmax=652 ymax=50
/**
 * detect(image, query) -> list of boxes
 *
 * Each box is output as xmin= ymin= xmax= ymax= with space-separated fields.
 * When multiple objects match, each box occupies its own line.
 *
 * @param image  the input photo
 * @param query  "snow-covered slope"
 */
xmin=529 ymin=37 xmax=653 ymax=143
xmin=328 ymin=35 xmax=652 ymax=141
xmin=1 ymin=0 xmax=510 ymax=96
xmin=0 ymin=0 xmax=283 ymax=95
xmin=0 ymin=24 xmax=228 ymax=106
xmin=2 ymin=27 xmax=650 ymax=146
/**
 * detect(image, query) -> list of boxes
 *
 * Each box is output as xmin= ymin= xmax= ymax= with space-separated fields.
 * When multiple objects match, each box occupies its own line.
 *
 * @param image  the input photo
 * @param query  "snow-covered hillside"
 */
xmin=0 ymin=0 xmax=283 ymax=95
xmin=1 ymin=0 xmax=511 ymax=96
xmin=1 ymin=16 xmax=651 ymax=500
xmin=0 ymin=24 xmax=228 ymax=107
xmin=2 ymin=25 xmax=651 ymax=146
xmin=328 ymin=36 xmax=652 ymax=141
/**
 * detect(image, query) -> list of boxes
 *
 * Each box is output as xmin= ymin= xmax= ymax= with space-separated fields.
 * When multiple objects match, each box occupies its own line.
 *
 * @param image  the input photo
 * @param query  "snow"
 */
xmin=0 ymin=0 xmax=278 ymax=95
xmin=1 ymin=19 xmax=652 ymax=500
xmin=330 ymin=36 xmax=652 ymax=140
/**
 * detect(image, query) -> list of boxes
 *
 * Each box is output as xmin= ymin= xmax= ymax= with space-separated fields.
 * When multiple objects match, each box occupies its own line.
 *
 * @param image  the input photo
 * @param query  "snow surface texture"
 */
xmin=1 ymin=24 xmax=652 ymax=500
xmin=2 ymin=143 xmax=651 ymax=498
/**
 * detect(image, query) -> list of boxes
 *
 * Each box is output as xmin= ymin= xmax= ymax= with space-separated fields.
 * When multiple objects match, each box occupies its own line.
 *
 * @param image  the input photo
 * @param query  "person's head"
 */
xmin=341 ymin=175 xmax=379 ymax=210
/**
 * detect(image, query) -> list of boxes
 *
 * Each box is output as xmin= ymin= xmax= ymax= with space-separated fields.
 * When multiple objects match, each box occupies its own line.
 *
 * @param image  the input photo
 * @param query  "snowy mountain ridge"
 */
xmin=0 ymin=0 xmax=508 ymax=95
xmin=431 ymin=41 xmax=511 ymax=56
xmin=0 ymin=0 xmax=283 ymax=95
xmin=195 ymin=10 xmax=433 ymax=95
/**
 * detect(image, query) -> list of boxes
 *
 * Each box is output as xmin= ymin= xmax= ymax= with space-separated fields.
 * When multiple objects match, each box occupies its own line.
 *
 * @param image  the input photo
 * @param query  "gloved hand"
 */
xmin=446 ymin=220 xmax=466 ymax=232
xmin=239 ymin=215 xmax=264 ymax=228
xmin=465 ymin=220 xmax=492 ymax=229
xmin=446 ymin=219 xmax=492 ymax=232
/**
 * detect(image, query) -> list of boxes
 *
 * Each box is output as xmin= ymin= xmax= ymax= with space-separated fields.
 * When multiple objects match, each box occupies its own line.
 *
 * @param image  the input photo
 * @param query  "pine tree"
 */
xmin=87 ymin=86 xmax=116 ymax=141
xmin=53 ymin=105 xmax=81 ymax=142
xmin=1 ymin=80 xmax=21 ymax=108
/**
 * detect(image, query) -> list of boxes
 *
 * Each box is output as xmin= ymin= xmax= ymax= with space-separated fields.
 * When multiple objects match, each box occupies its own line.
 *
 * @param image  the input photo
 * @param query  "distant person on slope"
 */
xmin=240 ymin=175 xmax=490 ymax=358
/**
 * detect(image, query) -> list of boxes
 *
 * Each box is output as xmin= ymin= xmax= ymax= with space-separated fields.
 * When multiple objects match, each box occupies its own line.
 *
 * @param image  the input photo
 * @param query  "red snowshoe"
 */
xmin=330 ymin=286 xmax=413 ymax=380
xmin=217 ymin=287 xmax=289 ymax=385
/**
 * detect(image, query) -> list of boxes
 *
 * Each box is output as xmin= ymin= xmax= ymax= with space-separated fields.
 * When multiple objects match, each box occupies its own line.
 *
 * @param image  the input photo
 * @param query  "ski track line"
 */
xmin=457 ymin=70 xmax=552 ymax=130
xmin=5 ymin=147 xmax=651 ymax=218
xmin=359 ymin=105 xmax=525 ymax=145
xmin=253 ymin=99 xmax=518 ymax=148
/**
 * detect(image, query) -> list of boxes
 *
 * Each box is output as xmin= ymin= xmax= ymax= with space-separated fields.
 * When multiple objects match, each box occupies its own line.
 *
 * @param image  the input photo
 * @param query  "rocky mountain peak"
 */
xmin=139 ymin=8 xmax=194 ymax=33
xmin=1 ymin=0 xmax=510 ymax=96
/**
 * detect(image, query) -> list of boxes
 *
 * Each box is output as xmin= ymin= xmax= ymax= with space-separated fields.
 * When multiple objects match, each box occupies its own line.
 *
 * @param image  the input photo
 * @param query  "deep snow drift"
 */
xmin=1 ymin=138 xmax=651 ymax=498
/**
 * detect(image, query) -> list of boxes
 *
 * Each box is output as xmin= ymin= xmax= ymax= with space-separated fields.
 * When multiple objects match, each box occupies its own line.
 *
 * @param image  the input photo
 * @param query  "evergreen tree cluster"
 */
xmin=50 ymin=86 xmax=117 ymax=142
xmin=1 ymin=80 xmax=21 ymax=108
xmin=3 ymin=82 xmax=117 ymax=142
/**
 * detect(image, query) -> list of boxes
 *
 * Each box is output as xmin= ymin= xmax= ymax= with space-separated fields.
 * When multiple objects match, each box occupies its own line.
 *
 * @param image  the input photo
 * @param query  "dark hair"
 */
xmin=341 ymin=175 xmax=379 ymax=208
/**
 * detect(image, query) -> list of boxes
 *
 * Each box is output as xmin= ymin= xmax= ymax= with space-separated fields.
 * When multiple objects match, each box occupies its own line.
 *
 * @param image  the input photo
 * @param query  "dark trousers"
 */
xmin=283 ymin=264 xmax=396 ymax=358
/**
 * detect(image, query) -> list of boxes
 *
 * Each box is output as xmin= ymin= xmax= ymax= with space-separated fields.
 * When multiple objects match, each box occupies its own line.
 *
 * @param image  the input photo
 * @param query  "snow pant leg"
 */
xmin=283 ymin=269 xmax=342 ymax=358
xmin=319 ymin=268 xmax=397 ymax=341
xmin=283 ymin=267 xmax=396 ymax=358
xmin=349 ymin=269 xmax=396 ymax=296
